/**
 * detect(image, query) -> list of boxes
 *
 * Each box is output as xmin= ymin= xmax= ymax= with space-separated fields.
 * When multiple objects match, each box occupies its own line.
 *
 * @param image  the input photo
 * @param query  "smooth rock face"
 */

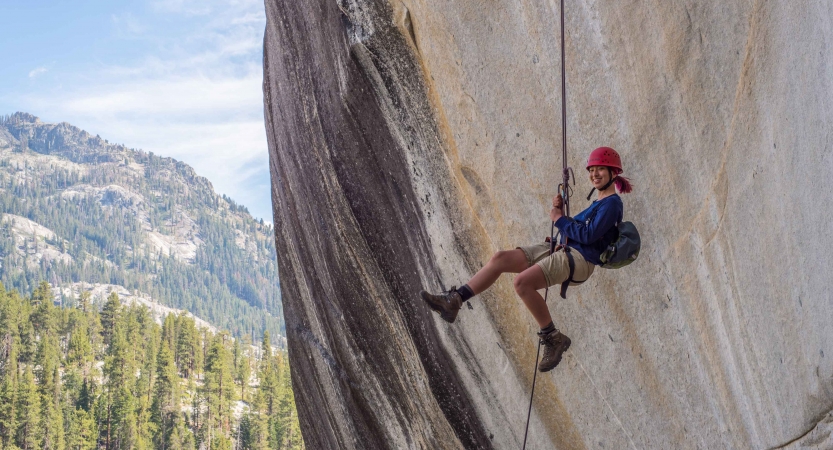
xmin=264 ymin=0 xmax=833 ymax=448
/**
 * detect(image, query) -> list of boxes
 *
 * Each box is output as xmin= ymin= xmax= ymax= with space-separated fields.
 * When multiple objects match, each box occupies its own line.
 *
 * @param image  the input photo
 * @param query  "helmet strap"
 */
xmin=585 ymin=175 xmax=617 ymax=201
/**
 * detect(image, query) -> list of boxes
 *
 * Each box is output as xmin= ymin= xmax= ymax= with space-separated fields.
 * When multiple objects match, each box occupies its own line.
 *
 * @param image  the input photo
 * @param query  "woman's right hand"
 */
xmin=552 ymin=194 xmax=563 ymax=209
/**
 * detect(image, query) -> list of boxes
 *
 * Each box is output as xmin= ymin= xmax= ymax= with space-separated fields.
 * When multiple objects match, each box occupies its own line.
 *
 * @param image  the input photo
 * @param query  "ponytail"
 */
xmin=614 ymin=176 xmax=633 ymax=194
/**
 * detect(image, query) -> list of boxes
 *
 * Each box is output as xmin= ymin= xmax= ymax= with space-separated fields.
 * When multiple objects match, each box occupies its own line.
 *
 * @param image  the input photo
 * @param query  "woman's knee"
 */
xmin=513 ymin=271 xmax=533 ymax=294
xmin=514 ymin=267 xmax=546 ymax=294
xmin=489 ymin=250 xmax=509 ymax=265
xmin=490 ymin=249 xmax=526 ymax=272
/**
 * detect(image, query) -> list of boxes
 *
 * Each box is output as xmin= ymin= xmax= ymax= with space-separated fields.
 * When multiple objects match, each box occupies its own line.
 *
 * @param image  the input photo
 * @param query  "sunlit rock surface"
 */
xmin=264 ymin=1 xmax=833 ymax=448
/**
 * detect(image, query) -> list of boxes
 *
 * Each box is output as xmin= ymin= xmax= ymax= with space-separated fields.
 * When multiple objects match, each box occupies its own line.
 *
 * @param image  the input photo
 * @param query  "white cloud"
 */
xmin=151 ymin=1 xmax=213 ymax=16
xmin=63 ymin=73 xmax=263 ymax=116
xmin=111 ymin=13 xmax=146 ymax=36
xmin=151 ymin=0 xmax=261 ymax=17
xmin=231 ymin=12 xmax=266 ymax=25
xmin=17 ymin=0 xmax=272 ymax=219
xmin=28 ymin=67 xmax=48 ymax=78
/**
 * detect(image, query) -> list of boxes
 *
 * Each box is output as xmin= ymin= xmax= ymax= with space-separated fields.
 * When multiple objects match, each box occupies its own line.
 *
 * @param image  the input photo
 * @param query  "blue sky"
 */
xmin=0 ymin=0 xmax=271 ymax=222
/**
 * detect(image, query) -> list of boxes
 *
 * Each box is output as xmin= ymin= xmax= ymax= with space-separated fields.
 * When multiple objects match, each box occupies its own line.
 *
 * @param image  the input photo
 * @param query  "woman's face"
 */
xmin=588 ymin=166 xmax=612 ymax=190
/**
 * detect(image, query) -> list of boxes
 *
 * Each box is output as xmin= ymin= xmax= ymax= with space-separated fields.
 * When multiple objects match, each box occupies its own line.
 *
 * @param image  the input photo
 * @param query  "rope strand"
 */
xmin=521 ymin=325 xmax=543 ymax=448
xmin=560 ymin=0 xmax=570 ymax=219
xmin=522 ymin=1 xmax=568 ymax=448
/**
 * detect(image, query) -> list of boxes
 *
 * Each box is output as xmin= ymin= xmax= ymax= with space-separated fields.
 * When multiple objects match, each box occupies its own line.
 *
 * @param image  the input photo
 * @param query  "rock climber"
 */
xmin=420 ymin=147 xmax=633 ymax=372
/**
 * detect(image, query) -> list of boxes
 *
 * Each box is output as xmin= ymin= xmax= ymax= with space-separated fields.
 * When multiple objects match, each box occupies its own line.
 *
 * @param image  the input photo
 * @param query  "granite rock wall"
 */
xmin=264 ymin=1 xmax=833 ymax=448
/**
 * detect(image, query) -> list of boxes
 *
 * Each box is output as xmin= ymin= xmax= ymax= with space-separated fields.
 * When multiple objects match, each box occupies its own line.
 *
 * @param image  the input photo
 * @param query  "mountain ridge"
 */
xmin=0 ymin=112 xmax=283 ymax=341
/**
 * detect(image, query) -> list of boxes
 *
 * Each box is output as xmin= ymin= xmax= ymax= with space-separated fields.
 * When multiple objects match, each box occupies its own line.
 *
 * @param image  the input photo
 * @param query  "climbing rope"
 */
xmin=522 ymin=0 xmax=570 ymax=448
xmin=521 ymin=323 xmax=543 ymax=450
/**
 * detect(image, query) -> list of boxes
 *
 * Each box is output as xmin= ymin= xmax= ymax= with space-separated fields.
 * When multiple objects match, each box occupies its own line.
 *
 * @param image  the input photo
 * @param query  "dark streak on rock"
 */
xmin=263 ymin=0 xmax=492 ymax=448
xmin=293 ymin=324 xmax=360 ymax=390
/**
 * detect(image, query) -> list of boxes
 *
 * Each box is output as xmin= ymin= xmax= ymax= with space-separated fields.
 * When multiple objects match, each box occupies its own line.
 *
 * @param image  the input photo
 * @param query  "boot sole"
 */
xmin=439 ymin=311 xmax=458 ymax=324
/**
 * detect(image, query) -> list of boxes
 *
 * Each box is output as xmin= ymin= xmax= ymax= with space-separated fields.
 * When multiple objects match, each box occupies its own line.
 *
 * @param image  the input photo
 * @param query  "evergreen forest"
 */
xmin=0 ymin=113 xmax=284 ymax=341
xmin=0 ymin=281 xmax=303 ymax=450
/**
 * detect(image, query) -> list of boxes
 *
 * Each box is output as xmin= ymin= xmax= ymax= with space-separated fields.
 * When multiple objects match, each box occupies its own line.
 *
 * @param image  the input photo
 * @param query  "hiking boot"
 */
xmin=420 ymin=286 xmax=463 ymax=323
xmin=538 ymin=328 xmax=571 ymax=372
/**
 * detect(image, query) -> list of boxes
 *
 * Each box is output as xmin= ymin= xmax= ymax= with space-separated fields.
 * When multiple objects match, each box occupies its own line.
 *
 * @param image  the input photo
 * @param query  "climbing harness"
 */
xmin=559 ymin=246 xmax=577 ymax=299
xmin=522 ymin=0 xmax=569 ymax=448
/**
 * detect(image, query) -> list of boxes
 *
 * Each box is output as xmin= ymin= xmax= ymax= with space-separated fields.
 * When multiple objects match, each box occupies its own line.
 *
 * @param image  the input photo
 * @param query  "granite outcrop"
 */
xmin=264 ymin=1 xmax=833 ymax=448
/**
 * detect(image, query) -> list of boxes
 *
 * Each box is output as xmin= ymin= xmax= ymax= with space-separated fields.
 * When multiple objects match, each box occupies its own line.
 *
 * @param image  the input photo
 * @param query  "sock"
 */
xmin=540 ymin=322 xmax=556 ymax=334
xmin=457 ymin=284 xmax=474 ymax=302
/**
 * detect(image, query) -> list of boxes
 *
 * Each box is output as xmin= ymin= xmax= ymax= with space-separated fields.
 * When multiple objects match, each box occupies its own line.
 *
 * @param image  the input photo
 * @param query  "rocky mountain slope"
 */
xmin=264 ymin=0 xmax=833 ymax=448
xmin=0 ymin=112 xmax=283 ymax=342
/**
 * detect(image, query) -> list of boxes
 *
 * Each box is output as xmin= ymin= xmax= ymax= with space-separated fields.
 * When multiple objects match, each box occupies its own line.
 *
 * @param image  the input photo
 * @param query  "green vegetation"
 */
xmin=0 ymin=113 xmax=283 ymax=341
xmin=0 ymin=281 xmax=303 ymax=449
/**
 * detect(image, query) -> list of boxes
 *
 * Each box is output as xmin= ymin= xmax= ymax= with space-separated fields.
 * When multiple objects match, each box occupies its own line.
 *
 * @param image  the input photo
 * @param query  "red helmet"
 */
xmin=586 ymin=147 xmax=622 ymax=174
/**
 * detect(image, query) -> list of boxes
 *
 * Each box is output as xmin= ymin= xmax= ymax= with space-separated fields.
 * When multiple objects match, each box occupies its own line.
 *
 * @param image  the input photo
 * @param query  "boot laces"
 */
xmin=538 ymin=328 xmax=560 ymax=344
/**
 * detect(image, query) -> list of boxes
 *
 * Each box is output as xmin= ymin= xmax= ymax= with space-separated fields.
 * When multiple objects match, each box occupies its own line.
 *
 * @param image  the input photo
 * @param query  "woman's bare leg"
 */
xmin=513 ymin=265 xmax=552 ymax=328
xmin=466 ymin=249 xmax=530 ymax=295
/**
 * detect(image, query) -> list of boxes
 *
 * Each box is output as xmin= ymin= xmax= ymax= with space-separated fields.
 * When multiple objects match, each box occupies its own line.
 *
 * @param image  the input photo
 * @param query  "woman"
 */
xmin=420 ymin=147 xmax=633 ymax=372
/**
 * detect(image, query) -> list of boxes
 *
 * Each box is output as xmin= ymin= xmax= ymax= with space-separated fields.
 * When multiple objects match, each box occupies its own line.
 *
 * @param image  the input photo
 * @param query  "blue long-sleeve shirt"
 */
xmin=554 ymin=194 xmax=623 ymax=265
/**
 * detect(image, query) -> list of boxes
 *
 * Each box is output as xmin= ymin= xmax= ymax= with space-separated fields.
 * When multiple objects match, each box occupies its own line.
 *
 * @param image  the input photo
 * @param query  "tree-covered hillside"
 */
xmin=0 ymin=113 xmax=282 ymax=341
xmin=0 ymin=281 xmax=302 ymax=449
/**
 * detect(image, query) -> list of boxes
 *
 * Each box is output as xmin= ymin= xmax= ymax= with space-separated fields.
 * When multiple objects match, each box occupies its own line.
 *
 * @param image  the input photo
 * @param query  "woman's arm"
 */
xmin=554 ymin=200 xmax=621 ymax=244
xmin=550 ymin=194 xmax=565 ymax=222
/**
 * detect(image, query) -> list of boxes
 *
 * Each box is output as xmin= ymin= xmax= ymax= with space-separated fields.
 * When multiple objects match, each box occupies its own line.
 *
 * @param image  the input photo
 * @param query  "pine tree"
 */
xmin=274 ymin=360 xmax=303 ymax=450
xmin=30 ymin=281 xmax=55 ymax=332
xmin=65 ymin=408 xmax=97 ymax=450
xmin=127 ymin=306 xmax=156 ymax=449
xmin=16 ymin=305 xmax=36 ymax=365
xmin=161 ymin=314 xmax=177 ymax=364
xmin=16 ymin=366 xmax=40 ymax=450
xmin=167 ymin=417 xmax=195 ymax=450
xmin=103 ymin=312 xmax=138 ymax=450
xmin=175 ymin=316 xmax=199 ymax=379
xmin=261 ymin=331 xmax=271 ymax=360
xmin=235 ymin=339 xmax=252 ymax=403
xmin=78 ymin=291 xmax=91 ymax=314
xmin=203 ymin=334 xmax=235 ymax=444
xmin=100 ymin=291 xmax=121 ymax=346
xmin=33 ymin=288 xmax=64 ymax=450
xmin=241 ymin=396 xmax=269 ymax=450
xmin=152 ymin=337 xmax=179 ymax=450
xmin=111 ymin=384 xmax=139 ymax=450
xmin=259 ymin=356 xmax=279 ymax=417
xmin=67 ymin=322 xmax=94 ymax=375
xmin=0 ymin=283 xmax=20 ymax=447
xmin=0 ymin=278 xmax=303 ymax=450
xmin=77 ymin=378 xmax=96 ymax=413
xmin=254 ymin=332 xmax=282 ymax=450
xmin=0 ymin=341 xmax=19 ymax=447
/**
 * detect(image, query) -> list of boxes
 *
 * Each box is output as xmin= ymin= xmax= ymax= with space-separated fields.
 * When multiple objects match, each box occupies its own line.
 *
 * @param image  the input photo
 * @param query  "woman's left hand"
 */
xmin=550 ymin=207 xmax=562 ymax=222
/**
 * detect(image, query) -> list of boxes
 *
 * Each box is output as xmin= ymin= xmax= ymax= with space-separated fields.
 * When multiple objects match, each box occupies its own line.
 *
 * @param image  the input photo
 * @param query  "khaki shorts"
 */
xmin=517 ymin=243 xmax=595 ymax=289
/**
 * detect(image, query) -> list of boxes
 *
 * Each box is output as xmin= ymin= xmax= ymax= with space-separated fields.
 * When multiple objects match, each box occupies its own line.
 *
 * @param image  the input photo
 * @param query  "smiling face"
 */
xmin=587 ymin=166 xmax=612 ymax=190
